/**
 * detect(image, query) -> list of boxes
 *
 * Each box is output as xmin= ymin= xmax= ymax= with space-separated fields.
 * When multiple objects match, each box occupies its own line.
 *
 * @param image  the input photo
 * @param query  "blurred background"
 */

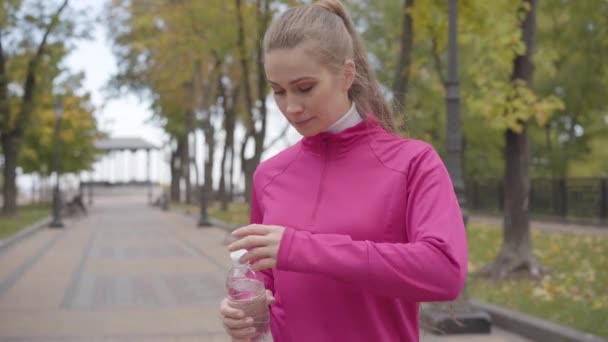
xmin=0 ymin=0 xmax=606 ymax=340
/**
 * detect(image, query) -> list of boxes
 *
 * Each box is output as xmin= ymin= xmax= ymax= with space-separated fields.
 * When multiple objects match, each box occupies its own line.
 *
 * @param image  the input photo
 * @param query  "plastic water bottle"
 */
xmin=226 ymin=249 xmax=270 ymax=341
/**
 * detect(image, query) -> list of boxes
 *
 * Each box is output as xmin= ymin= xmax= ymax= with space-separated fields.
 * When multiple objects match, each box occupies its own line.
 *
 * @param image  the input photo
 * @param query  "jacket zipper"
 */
xmin=310 ymin=138 xmax=328 ymax=224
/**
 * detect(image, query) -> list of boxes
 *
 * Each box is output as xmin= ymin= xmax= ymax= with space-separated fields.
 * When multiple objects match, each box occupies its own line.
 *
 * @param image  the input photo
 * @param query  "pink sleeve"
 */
xmin=250 ymin=182 xmax=275 ymax=293
xmin=276 ymin=147 xmax=468 ymax=301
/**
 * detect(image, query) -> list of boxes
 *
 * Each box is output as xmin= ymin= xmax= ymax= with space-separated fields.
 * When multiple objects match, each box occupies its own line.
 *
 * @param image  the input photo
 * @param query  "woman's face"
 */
xmin=264 ymin=45 xmax=354 ymax=137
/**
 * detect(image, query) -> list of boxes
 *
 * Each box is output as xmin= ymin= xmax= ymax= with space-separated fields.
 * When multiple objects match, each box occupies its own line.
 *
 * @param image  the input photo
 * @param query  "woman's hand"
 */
xmin=220 ymin=290 xmax=275 ymax=341
xmin=228 ymin=224 xmax=286 ymax=271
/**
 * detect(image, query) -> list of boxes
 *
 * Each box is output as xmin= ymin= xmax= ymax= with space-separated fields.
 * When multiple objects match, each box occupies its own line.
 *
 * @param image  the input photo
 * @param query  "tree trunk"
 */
xmin=392 ymin=0 xmax=414 ymax=127
xmin=545 ymin=124 xmax=555 ymax=180
xmin=478 ymin=0 xmax=545 ymax=280
xmin=181 ymin=127 xmax=191 ymax=204
xmin=236 ymin=0 xmax=270 ymax=203
xmin=219 ymin=85 xmax=237 ymax=211
xmin=1 ymin=133 xmax=19 ymax=215
xmin=219 ymin=138 xmax=228 ymax=209
xmin=228 ymin=138 xmax=235 ymax=203
xmin=170 ymin=139 xmax=185 ymax=202
xmin=203 ymin=120 xmax=215 ymax=202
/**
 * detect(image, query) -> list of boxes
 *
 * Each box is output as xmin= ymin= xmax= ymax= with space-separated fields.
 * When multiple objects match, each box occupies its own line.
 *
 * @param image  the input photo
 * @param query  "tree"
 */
xmin=478 ymin=0 xmax=556 ymax=279
xmin=391 ymin=0 xmax=414 ymax=128
xmin=20 ymin=75 xmax=100 ymax=177
xmin=108 ymin=0 xmax=205 ymax=202
xmin=530 ymin=0 xmax=608 ymax=179
xmin=235 ymin=0 xmax=273 ymax=203
xmin=0 ymin=0 xmax=90 ymax=215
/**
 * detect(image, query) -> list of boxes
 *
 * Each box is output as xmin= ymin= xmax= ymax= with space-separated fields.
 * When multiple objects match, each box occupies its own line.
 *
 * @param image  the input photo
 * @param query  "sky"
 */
xmin=66 ymin=2 xmax=165 ymax=147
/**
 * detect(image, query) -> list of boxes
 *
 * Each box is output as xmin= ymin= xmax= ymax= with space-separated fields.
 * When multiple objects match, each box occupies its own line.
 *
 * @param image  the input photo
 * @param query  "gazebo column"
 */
xmin=131 ymin=149 xmax=138 ymax=183
xmin=147 ymin=149 xmax=152 ymax=203
xmin=123 ymin=149 xmax=129 ymax=184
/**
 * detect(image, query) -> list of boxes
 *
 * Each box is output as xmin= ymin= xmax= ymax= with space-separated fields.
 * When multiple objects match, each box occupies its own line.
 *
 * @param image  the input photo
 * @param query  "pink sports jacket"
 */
xmin=250 ymin=117 xmax=468 ymax=341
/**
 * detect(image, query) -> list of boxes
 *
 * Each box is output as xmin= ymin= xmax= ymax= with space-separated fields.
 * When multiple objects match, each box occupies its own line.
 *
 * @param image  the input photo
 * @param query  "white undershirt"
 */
xmin=325 ymin=102 xmax=363 ymax=134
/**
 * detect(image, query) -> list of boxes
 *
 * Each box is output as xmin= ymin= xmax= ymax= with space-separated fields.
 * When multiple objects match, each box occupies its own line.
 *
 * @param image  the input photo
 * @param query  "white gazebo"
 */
xmin=89 ymin=137 xmax=161 ymax=203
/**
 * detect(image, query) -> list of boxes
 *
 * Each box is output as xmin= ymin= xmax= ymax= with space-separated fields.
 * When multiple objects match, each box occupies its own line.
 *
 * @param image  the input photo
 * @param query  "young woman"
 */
xmin=220 ymin=1 xmax=467 ymax=341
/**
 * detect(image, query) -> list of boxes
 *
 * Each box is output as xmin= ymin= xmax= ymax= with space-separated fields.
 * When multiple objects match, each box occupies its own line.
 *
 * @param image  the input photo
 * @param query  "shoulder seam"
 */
xmin=367 ymin=134 xmax=433 ymax=177
xmin=260 ymin=144 xmax=303 ymax=194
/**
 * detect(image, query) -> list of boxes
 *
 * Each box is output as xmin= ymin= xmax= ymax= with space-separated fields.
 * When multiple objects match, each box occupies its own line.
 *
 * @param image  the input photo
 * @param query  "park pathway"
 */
xmin=0 ymin=192 xmax=530 ymax=341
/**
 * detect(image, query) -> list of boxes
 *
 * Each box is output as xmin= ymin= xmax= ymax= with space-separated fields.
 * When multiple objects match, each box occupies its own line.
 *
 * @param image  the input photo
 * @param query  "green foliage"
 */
xmin=0 ymin=0 xmax=97 ymax=208
xmin=347 ymin=0 xmax=608 ymax=180
xmin=106 ymin=0 xmax=608 ymax=181
xmin=106 ymin=0 xmax=245 ymax=139
xmin=19 ymin=82 xmax=101 ymax=175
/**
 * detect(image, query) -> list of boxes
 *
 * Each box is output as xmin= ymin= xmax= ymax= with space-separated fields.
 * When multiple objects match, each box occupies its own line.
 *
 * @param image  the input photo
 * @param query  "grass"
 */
xmin=0 ymin=203 xmax=51 ymax=240
xmin=467 ymin=224 xmax=608 ymax=339
xmin=208 ymin=201 xmax=250 ymax=226
xmin=172 ymin=200 xmax=250 ymax=226
xmin=201 ymin=200 xmax=608 ymax=338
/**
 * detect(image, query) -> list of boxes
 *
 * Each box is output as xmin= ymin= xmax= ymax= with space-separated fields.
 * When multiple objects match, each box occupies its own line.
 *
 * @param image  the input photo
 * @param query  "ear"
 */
xmin=343 ymin=59 xmax=356 ymax=92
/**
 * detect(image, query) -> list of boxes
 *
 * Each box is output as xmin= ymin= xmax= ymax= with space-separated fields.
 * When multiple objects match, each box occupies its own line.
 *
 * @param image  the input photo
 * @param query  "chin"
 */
xmin=295 ymin=126 xmax=322 ymax=137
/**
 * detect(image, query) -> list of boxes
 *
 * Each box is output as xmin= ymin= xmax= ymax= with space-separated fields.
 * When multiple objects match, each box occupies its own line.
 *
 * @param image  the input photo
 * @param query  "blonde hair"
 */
xmin=263 ymin=0 xmax=396 ymax=132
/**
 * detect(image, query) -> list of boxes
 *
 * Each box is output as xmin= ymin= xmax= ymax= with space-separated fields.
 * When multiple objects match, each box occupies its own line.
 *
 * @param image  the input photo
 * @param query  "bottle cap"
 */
xmin=230 ymin=249 xmax=247 ymax=265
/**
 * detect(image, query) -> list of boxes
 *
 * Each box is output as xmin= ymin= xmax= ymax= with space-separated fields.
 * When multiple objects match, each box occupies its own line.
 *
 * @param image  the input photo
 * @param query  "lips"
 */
xmin=294 ymin=118 xmax=313 ymax=125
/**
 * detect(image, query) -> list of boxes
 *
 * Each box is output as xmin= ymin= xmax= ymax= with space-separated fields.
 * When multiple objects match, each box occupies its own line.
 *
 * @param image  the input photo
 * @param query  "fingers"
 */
xmin=220 ymin=298 xmax=244 ymax=319
xmin=249 ymin=257 xmax=275 ymax=271
xmin=240 ymin=246 xmax=274 ymax=263
xmin=266 ymin=290 xmax=276 ymax=305
xmin=228 ymin=235 xmax=270 ymax=253
xmin=224 ymin=316 xmax=255 ymax=330
xmin=220 ymin=298 xmax=258 ymax=340
xmin=232 ymin=224 xmax=271 ymax=238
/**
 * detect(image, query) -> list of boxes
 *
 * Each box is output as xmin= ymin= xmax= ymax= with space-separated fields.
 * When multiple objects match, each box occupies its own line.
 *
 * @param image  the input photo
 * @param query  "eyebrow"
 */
xmin=268 ymin=77 xmax=316 ymax=86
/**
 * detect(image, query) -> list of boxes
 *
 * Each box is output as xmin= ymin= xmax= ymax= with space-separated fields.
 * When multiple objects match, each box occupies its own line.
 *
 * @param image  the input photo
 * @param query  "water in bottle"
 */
xmin=226 ymin=249 xmax=270 ymax=341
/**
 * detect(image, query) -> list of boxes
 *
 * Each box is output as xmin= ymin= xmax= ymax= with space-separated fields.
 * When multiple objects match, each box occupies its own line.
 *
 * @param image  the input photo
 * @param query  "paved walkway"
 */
xmin=0 ymin=194 xmax=531 ymax=341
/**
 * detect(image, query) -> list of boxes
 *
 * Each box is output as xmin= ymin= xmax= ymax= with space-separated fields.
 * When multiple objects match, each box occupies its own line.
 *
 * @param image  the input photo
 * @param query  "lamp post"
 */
xmin=421 ymin=0 xmax=491 ymax=334
xmin=49 ymin=96 xmax=64 ymax=228
xmin=198 ymin=144 xmax=212 ymax=227
xmin=88 ymin=171 xmax=93 ymax=206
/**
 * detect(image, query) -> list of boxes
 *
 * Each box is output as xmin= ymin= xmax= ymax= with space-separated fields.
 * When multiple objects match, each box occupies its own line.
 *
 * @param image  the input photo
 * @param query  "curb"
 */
xmin=0 ymin=216 xmax=51 ymax=255
xmin=471 ymin=300 xmax=607 ymax=342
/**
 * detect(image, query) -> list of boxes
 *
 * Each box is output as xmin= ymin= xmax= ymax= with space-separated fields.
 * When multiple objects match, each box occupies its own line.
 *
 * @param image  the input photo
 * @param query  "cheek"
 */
xmin=273 ymin=96 xmax=287 ymax=113
xmin=307 ymin=89 xmax=332 ymax=112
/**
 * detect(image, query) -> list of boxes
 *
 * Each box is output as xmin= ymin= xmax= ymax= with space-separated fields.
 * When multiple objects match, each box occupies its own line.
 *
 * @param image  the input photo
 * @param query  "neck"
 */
xmin=325 ymin=102 xmax=362 ymax=133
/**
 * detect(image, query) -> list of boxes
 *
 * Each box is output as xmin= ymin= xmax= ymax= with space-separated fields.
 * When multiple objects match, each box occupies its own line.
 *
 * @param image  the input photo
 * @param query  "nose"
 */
xmin=285 ymin=98 xmax=304 ymax=116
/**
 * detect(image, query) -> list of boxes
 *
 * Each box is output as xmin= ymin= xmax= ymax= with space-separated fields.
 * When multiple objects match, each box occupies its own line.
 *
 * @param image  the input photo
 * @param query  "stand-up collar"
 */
xmin=302 ymin=115 xmax=382 ymax=156
xmin=325 ymin=102 xmax=362 ymax=134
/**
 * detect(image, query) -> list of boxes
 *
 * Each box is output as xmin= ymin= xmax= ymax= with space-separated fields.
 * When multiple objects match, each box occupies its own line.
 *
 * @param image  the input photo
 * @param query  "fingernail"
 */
xmin=246 ymin=317 xmax=253 ymax=323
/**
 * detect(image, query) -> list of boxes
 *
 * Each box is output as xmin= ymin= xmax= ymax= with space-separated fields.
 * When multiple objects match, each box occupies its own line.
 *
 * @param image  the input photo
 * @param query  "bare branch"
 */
xmin=263 ymin=123 xmax=290 ymax=152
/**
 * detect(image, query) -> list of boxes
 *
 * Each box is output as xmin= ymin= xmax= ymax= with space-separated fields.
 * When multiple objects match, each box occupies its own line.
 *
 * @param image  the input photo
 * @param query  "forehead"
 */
xmin=264 ymin=46 xmax=328 ymax=84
